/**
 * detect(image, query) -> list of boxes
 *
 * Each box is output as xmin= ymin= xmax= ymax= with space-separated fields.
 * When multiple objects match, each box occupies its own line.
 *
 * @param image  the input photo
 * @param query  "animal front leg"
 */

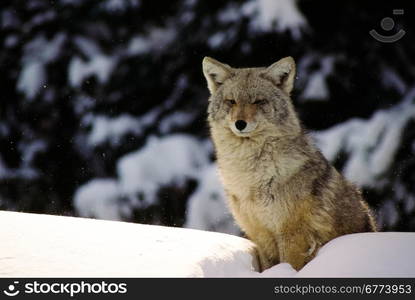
xmin=248 ymin=229 xmax=281 ymax=271
xmin=278 ymin=233 xmax=313 ymax=271
xmin=255 ymin=248 xmax=272 ymax=272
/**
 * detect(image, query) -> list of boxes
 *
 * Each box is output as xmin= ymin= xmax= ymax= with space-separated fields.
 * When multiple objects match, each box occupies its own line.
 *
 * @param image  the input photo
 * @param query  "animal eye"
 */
xmin=254 ymin=99 xmax=266 ymax=105
xmin=225 ymin=99 xmax=236 ymax=105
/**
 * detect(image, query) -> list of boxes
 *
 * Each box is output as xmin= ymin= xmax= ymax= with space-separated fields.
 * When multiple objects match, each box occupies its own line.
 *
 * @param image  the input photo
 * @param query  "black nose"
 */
xmin=235 ymin=120 xmax=247 ymax=131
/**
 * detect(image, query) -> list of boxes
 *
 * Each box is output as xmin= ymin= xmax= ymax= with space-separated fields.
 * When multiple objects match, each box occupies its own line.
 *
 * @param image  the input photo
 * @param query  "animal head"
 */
xmin=202 ymin=57 xmax=301 ymax=138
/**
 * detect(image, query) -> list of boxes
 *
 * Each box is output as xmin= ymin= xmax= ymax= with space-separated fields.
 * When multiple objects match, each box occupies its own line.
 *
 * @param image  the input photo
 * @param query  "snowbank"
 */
xmin=1 ymin=211 xmax=414 ymax=277
xmin=296 ymin=233 xmax=415 ymax=277
xmin=0 ymin=211 xmax=257 ymax=277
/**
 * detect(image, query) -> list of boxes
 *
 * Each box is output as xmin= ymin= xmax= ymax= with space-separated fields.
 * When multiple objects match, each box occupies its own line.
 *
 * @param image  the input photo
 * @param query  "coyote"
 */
xmin=202 ymin=56 xmax=376 ymax=271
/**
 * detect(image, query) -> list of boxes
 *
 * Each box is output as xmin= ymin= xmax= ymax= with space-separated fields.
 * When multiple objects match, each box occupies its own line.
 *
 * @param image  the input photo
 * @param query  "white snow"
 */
xmin=301 ymin=56 xmax=334 ymax=100
xmin=117 ymin=134 xmax=209 ymax=206
xmin=0 ymin=140 xmax=46 ymax=180
xmin=158 ymin=111 xmax=195 ymax=134
xmin=69 ymin=55 xmax=116 ymax=87
xmin=0 ymin=160 xmax=38 ymax=180
xmin=382 ymin=67 xmax=407 ymax=94
xmin=127 ymin=36 xmax=151 ymax=55
xmin=185 ymin=164 xmax=240 ymax=235
xmin=85 ymin=109 xmax=161 ymax=147
xmin=1 ymin=211 xmax=414 ymax=277
xmin=377 ymin=200 xmax=400 ymax=228
xmin=31 ymin=10 xmax=56 ymax=26
xmin=243 ymin=0 xmax=307 ymax=39
xmin=101 ymin=0 xmax=140 ymax=12
xmin=216 ymin=3 xmax=241 ymax=24
xmin=314 ymin=88 xmax=415 ymax=229
xmin=73 ymin=178 xmax=131 ymax=221
xmin=0 ymin=156 xmax=8 ymax=179
xmin=0 ymin=122 xmax=9 ymax=137
xmin=59 ymin=0 xmax=82 ymax=5
xmin=207 ymin=0 xmax=307 ymax=47
xmin=69 ymin=37 xmax=117 ymax=88
xmin=103 ymin=0 xmax=126 ymax=11
xmin=0 ymin=211 xmax=258 ymax=277
xmin=296 ymin=233 xmax=415 ymax=277
xmin=404 ymin=195 xmax=415 ymax=214
xmin=19 ymin=140 xmax=47 ymax=165
xmin=1 ymin=9 xmax=19 ymax=28
xmin=75 ymin=137 xmax=238 ymax=234
xmin=81 ymin=76 xmax=189 ymax=148
xmin=5 ymin=34 xmax=18 ymax=48
xmin=87 ymin=114 xmax=142 ymax=146
xmin=17 ymin=62 xmax=46 ymax=100
xmin=207 ymin=4 xmax=241 ymax=49
xmin=208 ymin=32 xmax=227 ymax=49
xmin=314 ymin=87 xmax=415 ymax=188
xmin=17 ymin=33 xmax=65 ymax=99
xmin=73 ymin=94 xmax=95 ymax=115
xmin=72 ymin=36 xmax=100 ymax=57
xmin=127 ymin=27 xmax=176 ymax=56
xmin=75 ymin=134 xmax=211 ymax=219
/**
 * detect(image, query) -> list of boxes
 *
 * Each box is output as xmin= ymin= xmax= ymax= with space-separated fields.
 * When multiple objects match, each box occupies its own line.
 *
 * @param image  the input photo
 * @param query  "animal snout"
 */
xmin=235 ymin=120 xmax=247 ymax=131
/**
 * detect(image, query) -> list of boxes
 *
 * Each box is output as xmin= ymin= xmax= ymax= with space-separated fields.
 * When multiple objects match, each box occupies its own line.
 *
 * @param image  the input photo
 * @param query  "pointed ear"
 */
xmin=263 ymin=56 xmax=296 ymax=95
xmin=202 ymin=57 xmax=232 ymax=94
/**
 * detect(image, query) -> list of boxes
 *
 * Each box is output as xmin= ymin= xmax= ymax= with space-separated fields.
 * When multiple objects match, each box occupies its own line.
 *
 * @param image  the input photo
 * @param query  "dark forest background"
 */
xmin=1 ymin=0 xmax=415 ymax=232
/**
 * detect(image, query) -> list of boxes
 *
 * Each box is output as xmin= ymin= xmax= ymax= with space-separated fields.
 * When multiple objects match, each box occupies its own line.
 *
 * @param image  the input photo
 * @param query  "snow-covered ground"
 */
xmin=1 ymin=211 xmax=414 ymax=277
xmin=0 ymin=211 xmax=257 ymax=277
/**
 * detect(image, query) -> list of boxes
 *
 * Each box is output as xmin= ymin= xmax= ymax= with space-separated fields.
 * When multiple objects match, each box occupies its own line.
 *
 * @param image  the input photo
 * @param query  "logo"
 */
xmin=3 ymin=281 xmax=20 ymax=297
xmin=369 ymin=9 xmax=406 ymax=43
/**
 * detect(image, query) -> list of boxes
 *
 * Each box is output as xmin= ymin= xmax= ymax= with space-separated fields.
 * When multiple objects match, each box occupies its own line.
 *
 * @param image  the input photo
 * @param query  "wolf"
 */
xmin=202 ymin=56 xmax=377 ymax=271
